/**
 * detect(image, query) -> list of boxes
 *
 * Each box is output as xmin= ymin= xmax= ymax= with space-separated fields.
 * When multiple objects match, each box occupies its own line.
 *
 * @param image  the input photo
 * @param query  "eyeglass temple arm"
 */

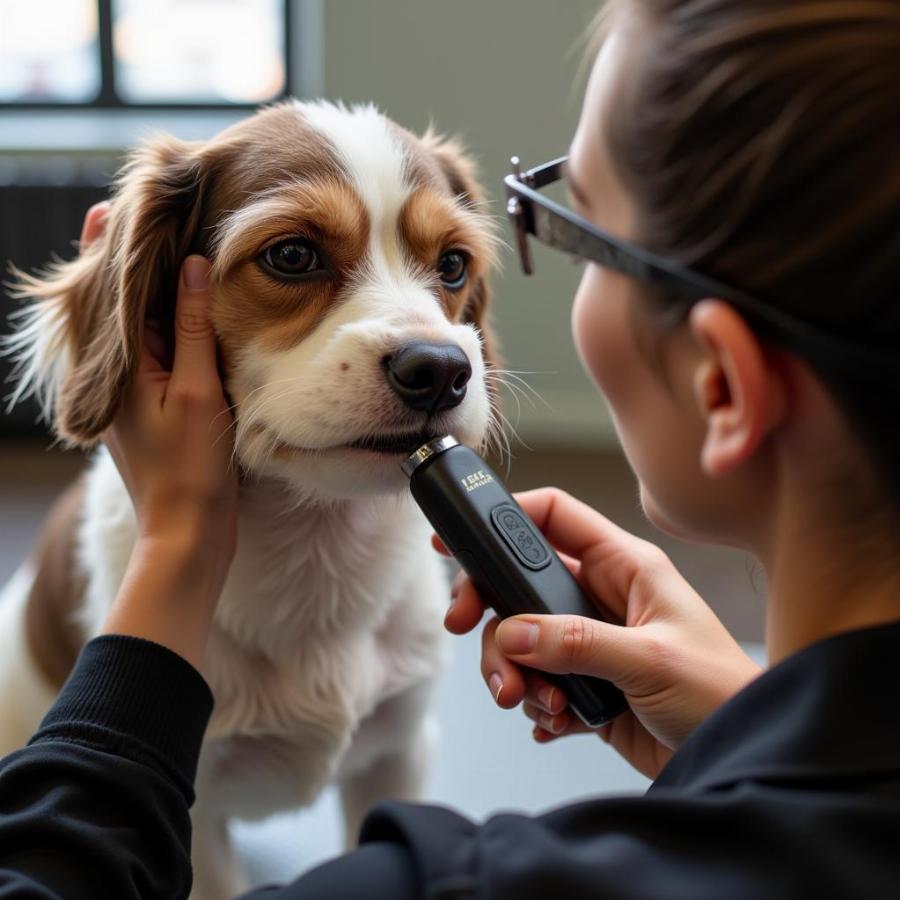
xmin=505 ymin=157 xmax=568 ymax=275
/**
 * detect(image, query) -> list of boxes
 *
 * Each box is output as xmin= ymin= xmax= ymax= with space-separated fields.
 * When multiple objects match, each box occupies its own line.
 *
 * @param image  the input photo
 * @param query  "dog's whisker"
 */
xmin=238 ymin=381 xmax=305 ymax=427
xmin=501 ymin=376 xmax=525 ymax=421
xmin=235 ymin=381 xmax=327 ymax=456
xmin=485 ymin=370 xmax=541 ymax=430
xmin=483 ymin=391 xmax=517 ymax=477
xmin=496 ymin=377 xmax=533 ymax=414
xmin=495 ymin=408 xmax=530 ymax=476
xmin=485 ymin=369 xmax=552 ymax=410
xmin=209 ymin=401 xmax=242 ymax=439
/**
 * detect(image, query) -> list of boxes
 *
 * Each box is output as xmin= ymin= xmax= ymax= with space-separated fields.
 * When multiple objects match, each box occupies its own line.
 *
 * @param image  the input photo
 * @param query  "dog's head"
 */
xmin=8 ymin=101 xmax=501 ymax=499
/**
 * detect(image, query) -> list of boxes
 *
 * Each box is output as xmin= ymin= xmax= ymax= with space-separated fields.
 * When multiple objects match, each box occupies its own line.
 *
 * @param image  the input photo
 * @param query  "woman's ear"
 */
xmin=6 ymin=135 xmax=211 ymax=446
xmin=689 ymin=300 xmax=787 ymax=477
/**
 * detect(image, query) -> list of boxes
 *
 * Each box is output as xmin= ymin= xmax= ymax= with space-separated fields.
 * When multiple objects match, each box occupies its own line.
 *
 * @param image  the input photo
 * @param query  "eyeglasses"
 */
xmin=504 ymin=155 xmax=900 ymax=380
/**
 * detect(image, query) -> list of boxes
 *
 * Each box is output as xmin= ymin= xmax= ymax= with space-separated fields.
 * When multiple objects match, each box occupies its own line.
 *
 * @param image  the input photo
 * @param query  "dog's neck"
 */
xmin=211 ymin=475 xmax=432 ymax=659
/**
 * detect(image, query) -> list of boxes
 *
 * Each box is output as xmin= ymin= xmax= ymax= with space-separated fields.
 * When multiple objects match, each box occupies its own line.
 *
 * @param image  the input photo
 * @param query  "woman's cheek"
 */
xmin=571 ymin=265 xmax=632 ymax=402
xmin=572 ymin=267 xmax=606 ymax=389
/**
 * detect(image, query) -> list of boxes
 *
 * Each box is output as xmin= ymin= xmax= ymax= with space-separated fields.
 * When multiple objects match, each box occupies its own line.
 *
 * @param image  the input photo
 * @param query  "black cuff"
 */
xmin=28 ymin=635 xmax=215 ymax=802
xmin=360 ymin=801 xmax=479 ymax=897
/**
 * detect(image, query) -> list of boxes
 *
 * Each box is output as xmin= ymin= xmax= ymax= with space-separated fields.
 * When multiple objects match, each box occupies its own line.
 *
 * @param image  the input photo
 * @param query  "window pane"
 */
xmin=0 ymin=0 xmax=100 ymax=102
xmin=113 ymin=0 xmax=286 ymax=104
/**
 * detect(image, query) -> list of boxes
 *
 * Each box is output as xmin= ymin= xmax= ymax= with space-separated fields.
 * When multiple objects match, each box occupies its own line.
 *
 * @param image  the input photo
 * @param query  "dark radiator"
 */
xmin=1 ymin=173 xmax=111 ymax=435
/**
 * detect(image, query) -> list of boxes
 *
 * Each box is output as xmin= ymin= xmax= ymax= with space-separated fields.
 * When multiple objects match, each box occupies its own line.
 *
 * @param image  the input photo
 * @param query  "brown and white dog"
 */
xmin=0 ymin=100 xmax=500 ymax=899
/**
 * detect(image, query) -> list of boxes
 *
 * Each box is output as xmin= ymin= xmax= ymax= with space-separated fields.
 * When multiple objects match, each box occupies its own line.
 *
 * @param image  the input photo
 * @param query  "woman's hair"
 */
xmin=601 ymin=0 xmax=900 ymax=523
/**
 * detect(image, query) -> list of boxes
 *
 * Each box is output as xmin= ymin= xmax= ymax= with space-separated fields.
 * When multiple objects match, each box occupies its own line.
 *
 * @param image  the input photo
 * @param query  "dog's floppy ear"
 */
xmin=420 ymin=131 xmax=501 ymax=375
xmin=6 ymin=135 xmax=212 ymax=446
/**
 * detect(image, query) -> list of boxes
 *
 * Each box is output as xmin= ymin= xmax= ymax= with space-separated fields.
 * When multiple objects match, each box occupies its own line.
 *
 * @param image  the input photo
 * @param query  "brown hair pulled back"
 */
xmin=603 ymin=0 xmax=900 ymax=517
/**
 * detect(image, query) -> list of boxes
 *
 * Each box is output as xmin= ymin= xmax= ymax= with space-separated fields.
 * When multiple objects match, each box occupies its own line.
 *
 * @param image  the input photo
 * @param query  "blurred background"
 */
xmin=0 ymin=0 xmax=765 ymax=883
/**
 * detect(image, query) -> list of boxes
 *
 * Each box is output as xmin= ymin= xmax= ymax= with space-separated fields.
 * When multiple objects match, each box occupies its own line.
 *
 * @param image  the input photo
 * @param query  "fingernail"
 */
xmin=540 ymin=712 xmax=564 ymax=735
xmin=538 ymin=685 xmax=557 ymax=713
xmin=183 ymin=256 xmax=209 ymax=291
xmin=497 ymin=620 xmax=538 ymax=655
xmin=488 ymin=672 xmax=503 ymax=704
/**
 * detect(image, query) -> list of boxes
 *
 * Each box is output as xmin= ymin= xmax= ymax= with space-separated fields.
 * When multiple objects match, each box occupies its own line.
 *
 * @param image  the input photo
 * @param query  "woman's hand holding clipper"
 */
xmin=440 ymin=487 xmax=762 ymax=779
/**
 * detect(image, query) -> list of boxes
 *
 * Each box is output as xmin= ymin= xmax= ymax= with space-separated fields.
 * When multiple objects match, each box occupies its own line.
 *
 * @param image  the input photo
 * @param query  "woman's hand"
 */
xmin=78 ymin=203 xmax=238 ymax=669
xmin=101 ymin=251 xmax=237 ymax=558
xmin=441 ymin=487 xmax=762 ymax=779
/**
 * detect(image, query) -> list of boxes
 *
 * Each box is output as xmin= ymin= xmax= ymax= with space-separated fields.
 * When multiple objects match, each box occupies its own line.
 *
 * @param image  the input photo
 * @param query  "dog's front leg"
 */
xmin=188 ymin=807 xmax=249 ymax=900
xmin=188 ymin=748 xmax=250 ymax=900
xmin=338 ymin=681 xmax=437 ymax=849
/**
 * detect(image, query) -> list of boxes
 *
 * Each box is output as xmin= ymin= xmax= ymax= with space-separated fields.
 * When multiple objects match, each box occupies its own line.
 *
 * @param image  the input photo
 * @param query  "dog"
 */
xmin=0 ymin=99 xmax=500 ymax=899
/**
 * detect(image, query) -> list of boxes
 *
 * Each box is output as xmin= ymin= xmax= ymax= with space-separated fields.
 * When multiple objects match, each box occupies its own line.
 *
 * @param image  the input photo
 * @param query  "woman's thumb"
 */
xmin=168 ymin=256 xmax=217 ymax=393
xmin=495 ymin=614 xmax=642 ymax=686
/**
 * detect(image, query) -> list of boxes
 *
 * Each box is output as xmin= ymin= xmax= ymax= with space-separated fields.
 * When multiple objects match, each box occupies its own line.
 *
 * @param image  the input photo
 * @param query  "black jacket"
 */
xmin=2 ymin=624 xmax=899 ymax=899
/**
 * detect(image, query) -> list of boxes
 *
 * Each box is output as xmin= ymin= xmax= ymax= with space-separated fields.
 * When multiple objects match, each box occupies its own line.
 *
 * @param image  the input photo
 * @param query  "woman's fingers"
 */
xmin=523 ymin=700 xmax=570 ymax=735
xmin=480 ymin=616 xmax=527 ymax=708
xmin=441 ymin=542 xmax=581 ymax=638
xmin=444 ymin=569 xmax=486 ymax=634
xmin=522 ymin=669 xmax=568 ymax=715
xmin=513 ymin=487 xmax=639 ymax=561
xmin=495 ymin=612 xmax=644 ymax=688
xmin=79 ymin=201 xmax=110 ymax=250
xmin=512 ymin=488 xmax=667 ymax=623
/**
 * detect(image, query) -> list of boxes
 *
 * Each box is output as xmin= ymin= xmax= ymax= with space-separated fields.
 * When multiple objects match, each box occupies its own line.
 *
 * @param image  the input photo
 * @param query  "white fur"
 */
xmin=0 ymin=102 xmax=492 ymax=900
xmin=302 ymin=101 xmax=410 ymax=228
xmin=1 ymin=297 xmax=72 ymax=422
xmin=74 ymin=448 xmax=449 ymax=900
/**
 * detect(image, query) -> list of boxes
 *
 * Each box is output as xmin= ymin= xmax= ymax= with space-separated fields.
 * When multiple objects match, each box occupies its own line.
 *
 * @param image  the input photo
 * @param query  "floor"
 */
xmin=0 ymin=438 xmax=766 ymax=887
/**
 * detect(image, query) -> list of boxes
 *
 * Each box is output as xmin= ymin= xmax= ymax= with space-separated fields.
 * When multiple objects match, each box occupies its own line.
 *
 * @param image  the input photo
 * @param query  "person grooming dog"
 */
xmin=3 ymin=1 xmax=900 ymax=897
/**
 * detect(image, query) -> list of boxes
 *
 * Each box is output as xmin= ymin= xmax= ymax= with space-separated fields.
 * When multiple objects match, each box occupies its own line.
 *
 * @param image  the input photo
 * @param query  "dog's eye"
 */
xmin=437 ymin=250 xmax=468 ymax=291
xmin=260 ymin=239 xmax=322 ymax=279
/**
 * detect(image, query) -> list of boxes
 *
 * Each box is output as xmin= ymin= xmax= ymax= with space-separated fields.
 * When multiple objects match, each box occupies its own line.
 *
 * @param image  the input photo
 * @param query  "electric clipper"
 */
xmin=403 ymin=435 xmax=628 ymax=727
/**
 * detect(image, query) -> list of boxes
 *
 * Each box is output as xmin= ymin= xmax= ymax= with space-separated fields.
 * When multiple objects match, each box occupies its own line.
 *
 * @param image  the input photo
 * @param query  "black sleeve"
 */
xmin=4 ymin=637 xmax=897 ymax=900
xmin=0 ymin=635 xmax=213 ymax=900
xmin=234 ymin=777 xmax=900 ymax=900
xmin=344 ymin=785 xmax=900 ymax=900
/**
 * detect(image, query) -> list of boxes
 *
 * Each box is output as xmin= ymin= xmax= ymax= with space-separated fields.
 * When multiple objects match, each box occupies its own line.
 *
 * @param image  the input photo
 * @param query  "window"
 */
xmin=0 ymin=0 xmax=101 ymax=104
xmin=0 ymin=0 xmax=290 ymax=108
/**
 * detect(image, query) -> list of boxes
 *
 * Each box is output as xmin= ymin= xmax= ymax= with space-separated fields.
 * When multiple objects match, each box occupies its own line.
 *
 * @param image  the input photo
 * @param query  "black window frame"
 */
xmin=0 ymin=0 xmax=292 ymax=111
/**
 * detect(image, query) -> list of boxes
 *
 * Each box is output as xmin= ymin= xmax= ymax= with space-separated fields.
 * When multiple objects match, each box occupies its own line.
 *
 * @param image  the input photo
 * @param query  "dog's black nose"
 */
xmin=384 ymin=342 xmax=472 ymax=414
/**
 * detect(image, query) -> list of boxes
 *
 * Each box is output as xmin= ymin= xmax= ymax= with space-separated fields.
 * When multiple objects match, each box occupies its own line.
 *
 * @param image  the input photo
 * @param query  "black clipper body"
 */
xmin=403 ymin=436 xmax=628 ymax=727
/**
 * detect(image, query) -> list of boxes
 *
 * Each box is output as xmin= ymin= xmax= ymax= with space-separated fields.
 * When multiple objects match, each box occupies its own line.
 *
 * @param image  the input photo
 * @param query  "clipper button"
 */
xmin=491 ymin=504 xmax=552 ymax=570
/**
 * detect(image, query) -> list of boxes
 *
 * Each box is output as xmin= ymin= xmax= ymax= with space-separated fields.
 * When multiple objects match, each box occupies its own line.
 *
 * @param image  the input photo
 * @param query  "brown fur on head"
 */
xmin=7 ymin=135 xmax=226 ymax=445
xmin=5 ymin=103 xmax=500 ymax=485
xmin=419 ymin=128 xmax=500 ymax=366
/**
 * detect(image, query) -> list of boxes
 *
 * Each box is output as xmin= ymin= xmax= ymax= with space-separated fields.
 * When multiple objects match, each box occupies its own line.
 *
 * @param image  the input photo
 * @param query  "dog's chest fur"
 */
xmin=77 ymin=450 xmax=448 ymax=786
